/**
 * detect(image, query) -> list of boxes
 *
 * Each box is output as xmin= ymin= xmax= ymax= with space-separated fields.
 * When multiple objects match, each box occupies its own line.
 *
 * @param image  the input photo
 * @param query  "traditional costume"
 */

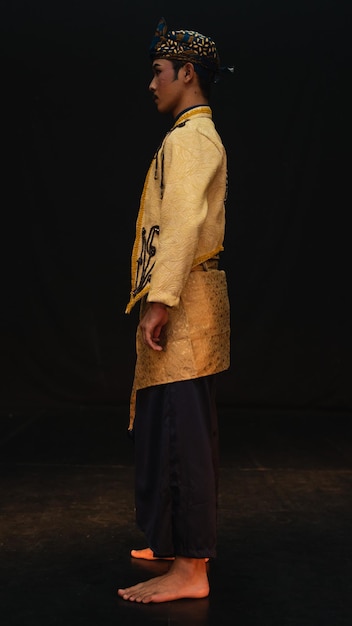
xmin=125 ymin=18 xmax=231 ymax=558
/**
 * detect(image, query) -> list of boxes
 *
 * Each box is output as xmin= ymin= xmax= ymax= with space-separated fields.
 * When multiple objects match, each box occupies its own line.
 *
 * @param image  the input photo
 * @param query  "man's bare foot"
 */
xmin=131 ymin=547 xmax=209 ymax=563
xmin=131 ymin=547 xmax=174 ymax=561
xmin=118 ymin=556 xmax=209 ymax=603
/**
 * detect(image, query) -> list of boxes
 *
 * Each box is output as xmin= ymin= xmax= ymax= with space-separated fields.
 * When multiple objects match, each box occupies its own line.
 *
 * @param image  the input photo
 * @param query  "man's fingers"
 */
xmin=143 ymin=331 xmax=163 ymax=351
xmin=149 ymin=339 xmax=163 ymax=351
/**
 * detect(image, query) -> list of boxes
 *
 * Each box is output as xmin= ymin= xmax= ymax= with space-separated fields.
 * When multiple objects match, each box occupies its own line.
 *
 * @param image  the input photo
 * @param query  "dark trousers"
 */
xmin=133 ymin=375 xmax=219 ymax=558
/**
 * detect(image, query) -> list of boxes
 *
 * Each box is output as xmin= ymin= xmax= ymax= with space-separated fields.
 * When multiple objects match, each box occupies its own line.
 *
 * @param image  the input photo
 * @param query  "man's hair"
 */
xmin=171 ymin=59 xmax=213 ymax=100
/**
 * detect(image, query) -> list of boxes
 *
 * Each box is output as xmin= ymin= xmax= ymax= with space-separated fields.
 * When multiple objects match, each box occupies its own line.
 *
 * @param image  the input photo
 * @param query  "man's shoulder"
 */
xmin=168 ymin=115 xmax=219 ymax=141
xmin=165 ymin=117 xmax=224 ymax=155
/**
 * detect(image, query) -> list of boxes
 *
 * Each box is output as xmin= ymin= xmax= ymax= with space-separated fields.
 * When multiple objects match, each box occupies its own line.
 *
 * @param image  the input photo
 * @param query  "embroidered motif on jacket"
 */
xmin=132 ymin=225 xmax=160 ymax=297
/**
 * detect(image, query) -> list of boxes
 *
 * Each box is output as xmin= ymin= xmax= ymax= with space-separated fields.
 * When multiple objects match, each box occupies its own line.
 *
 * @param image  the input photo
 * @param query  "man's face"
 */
xmin=149 ymin=58 xmax=185 ymax=117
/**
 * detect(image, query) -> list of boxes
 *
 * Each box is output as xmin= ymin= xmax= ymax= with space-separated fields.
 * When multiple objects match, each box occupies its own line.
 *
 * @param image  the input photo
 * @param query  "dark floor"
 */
xmin=1 ymin=406 xmax=352 ymax=626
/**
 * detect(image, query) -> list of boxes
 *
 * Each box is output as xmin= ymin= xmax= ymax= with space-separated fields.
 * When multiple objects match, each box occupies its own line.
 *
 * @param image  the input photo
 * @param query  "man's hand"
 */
xmin=139 ymin=302 xmax=169 ymax=351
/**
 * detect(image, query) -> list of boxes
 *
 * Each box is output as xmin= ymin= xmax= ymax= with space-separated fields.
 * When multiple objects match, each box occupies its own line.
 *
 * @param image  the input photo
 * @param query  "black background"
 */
xmin=1 ymin=0 xmax=351 ymax=415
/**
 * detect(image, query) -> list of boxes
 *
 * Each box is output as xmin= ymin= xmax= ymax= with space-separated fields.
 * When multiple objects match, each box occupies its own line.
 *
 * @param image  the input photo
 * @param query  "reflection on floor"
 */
xmin=1 ymin=406 xmax=352 ymax=625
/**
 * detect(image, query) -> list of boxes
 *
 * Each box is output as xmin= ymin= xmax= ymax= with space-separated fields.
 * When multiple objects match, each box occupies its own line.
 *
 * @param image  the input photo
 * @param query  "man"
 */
xmin=118 ymin=17 xmax=231 ymax=603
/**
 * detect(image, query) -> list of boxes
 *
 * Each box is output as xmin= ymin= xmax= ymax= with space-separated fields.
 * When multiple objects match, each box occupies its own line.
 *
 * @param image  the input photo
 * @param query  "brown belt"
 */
xmin=191 ymin=257 xmax=219 ymax=271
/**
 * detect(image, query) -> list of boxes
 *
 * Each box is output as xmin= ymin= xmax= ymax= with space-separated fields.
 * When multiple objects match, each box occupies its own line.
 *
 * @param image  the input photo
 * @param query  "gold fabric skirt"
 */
xmin=128 ymin=268 xmax=230 ymax=429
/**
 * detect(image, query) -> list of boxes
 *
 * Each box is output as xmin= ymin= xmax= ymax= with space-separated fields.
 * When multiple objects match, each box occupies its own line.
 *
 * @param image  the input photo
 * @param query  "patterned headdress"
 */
xmin=149 ymin=17 xmax=220 ymax=77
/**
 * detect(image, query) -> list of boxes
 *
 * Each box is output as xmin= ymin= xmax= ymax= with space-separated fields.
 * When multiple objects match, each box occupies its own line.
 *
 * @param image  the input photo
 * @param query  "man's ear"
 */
xmin=183 ymin=62 xmax=195 ymax=82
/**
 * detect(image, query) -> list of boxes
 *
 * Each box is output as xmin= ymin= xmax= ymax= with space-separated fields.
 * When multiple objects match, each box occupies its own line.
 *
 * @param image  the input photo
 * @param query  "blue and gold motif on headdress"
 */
xmin=149 ymin=17 xmax=220 ymax=76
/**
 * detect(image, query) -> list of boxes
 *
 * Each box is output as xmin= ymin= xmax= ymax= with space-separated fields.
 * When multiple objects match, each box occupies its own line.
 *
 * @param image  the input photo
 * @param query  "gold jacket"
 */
xmin=126 ymin=106 xmax=230 ymax=428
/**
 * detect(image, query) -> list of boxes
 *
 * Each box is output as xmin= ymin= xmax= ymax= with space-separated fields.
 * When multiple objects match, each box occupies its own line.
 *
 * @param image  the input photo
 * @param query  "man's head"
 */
xmin=149 ymin=57 xmax=203 ymax=118
xmin=149 ymin=17 xmax=220 ymax=99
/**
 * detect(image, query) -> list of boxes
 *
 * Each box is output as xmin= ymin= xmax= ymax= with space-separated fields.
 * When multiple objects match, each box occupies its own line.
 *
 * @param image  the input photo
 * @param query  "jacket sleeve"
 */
xmin=147 ymin=126 xmax=223 ymax=307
